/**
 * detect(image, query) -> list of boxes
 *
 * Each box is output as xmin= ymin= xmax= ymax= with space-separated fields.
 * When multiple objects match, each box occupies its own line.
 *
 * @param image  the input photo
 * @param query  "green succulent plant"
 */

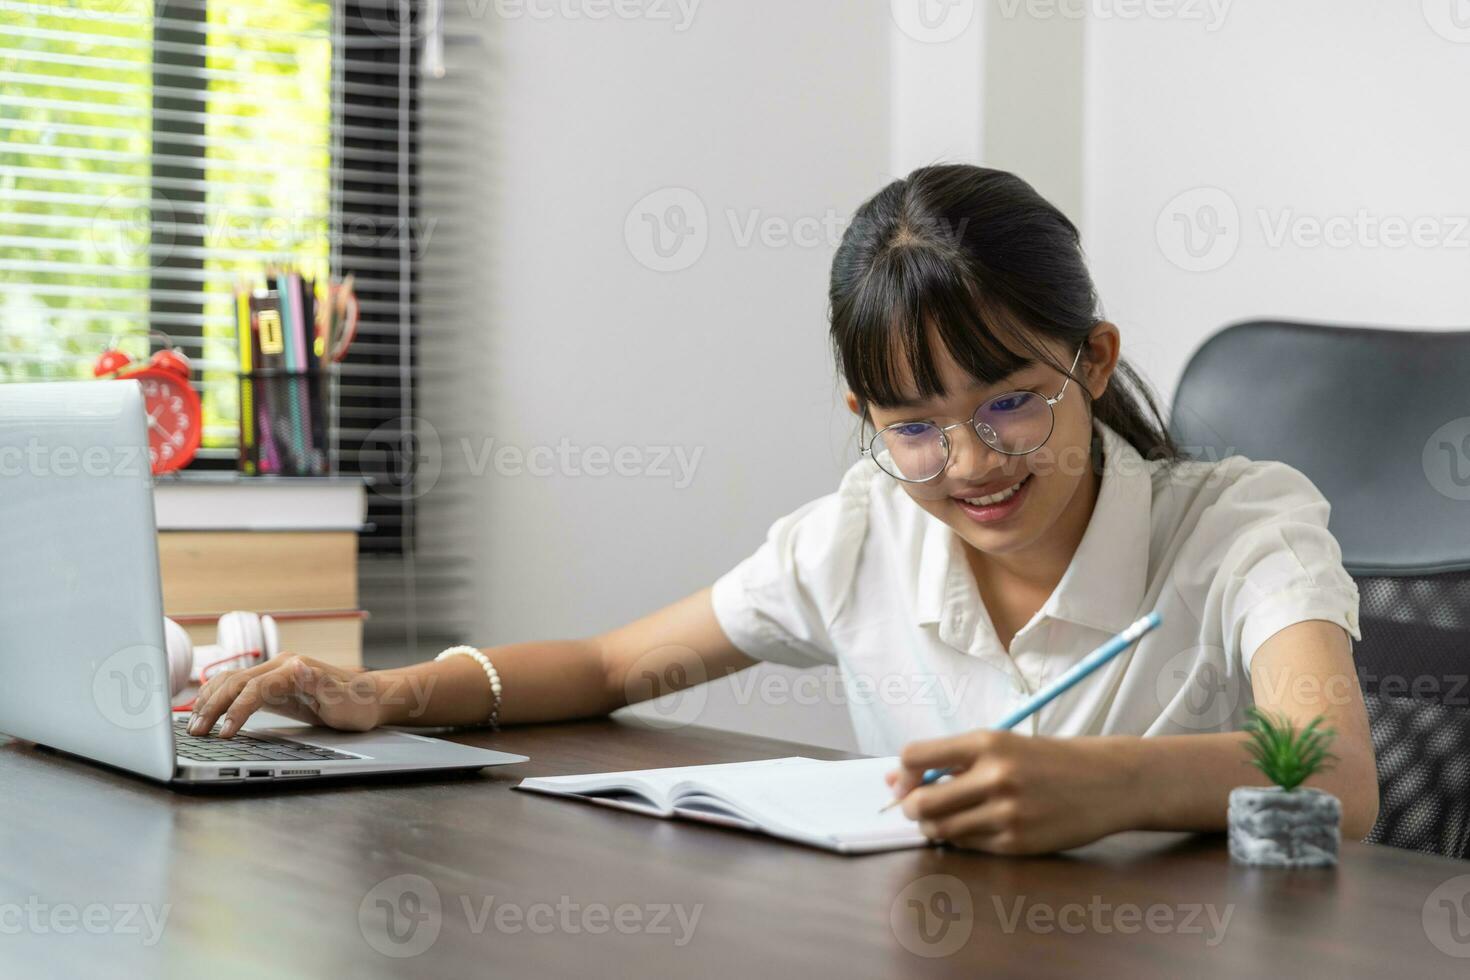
xmin=1241 ymin=707 xmax=1338 ymax=792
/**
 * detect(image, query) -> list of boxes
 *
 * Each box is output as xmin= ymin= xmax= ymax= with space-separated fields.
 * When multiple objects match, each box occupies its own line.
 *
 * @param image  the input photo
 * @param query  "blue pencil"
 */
xmin=880 ymin=611 xmax=1163 ymax=812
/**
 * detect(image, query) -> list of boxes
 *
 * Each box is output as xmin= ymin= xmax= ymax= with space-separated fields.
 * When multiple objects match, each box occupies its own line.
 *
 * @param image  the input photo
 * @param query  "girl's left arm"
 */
xmin=891 ymin=619 xmax=1379 ymax=854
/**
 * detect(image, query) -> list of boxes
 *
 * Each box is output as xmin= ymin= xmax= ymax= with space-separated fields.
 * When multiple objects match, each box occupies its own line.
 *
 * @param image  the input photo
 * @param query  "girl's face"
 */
xmin=853 ymin=327 xmax=1118 ymax=560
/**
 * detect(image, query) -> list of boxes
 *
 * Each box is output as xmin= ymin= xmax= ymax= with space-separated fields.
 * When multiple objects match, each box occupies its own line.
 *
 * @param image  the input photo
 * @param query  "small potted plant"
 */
xmin=1228 ymin=707 xmax=1342 ymax=867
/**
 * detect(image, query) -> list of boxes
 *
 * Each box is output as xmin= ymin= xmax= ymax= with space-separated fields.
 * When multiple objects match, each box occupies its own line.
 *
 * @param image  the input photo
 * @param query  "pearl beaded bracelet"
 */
xmin=435 ymin=645 xmax=503 ymax=730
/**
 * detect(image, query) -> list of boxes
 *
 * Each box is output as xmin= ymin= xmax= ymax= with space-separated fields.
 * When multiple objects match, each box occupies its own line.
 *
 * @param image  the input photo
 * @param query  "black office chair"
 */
xmin=1170 ymin=319 xmax=1470 ymax=859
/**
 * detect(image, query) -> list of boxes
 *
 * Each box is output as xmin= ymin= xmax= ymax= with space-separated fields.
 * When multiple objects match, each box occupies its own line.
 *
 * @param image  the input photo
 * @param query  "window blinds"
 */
xmin=1 ymin=0 xmax=445 ymax=657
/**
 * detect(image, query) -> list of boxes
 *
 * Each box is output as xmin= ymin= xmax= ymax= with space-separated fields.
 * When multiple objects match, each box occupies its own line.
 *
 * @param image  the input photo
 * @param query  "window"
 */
xmin=2 ymin=0 xmax=431 ymax=653
xmin=2 ymin=0 xmax=333 ymax=458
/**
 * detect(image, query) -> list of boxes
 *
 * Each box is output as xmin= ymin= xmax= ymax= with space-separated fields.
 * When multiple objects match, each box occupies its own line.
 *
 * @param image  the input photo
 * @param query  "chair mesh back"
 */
xmin=1355 ymin=572 xmax=1470 ymax=859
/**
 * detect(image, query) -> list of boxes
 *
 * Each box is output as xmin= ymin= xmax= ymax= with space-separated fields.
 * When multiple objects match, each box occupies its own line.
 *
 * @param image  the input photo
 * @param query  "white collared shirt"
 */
xmin=711 ymin=420 xmax=1362 ymax=756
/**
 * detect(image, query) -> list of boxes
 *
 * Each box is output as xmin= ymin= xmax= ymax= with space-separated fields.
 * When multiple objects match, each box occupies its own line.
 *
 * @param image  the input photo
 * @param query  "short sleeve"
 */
xmin=710 ymin=466 xmax=871 ymax=669
xmin=1203 ymin=460 xmax=1362 ymax=675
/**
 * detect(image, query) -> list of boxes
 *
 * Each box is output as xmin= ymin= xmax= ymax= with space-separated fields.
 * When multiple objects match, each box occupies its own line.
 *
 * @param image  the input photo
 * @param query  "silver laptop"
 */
xmin=0 ymin=380 xmax=526 ymax=784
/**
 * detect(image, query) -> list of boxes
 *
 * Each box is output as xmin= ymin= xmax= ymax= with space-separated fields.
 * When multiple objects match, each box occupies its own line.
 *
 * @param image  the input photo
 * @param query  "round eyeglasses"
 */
xmin=861 ymin=346 xmax=1085 ymax=483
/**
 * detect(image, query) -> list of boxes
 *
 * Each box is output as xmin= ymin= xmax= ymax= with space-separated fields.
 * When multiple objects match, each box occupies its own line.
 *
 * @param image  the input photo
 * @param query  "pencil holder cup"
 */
xmin=237 ymin=367 xmax=334 ymax=477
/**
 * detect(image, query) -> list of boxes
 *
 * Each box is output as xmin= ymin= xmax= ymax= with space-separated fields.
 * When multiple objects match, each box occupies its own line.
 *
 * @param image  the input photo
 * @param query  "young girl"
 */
xmin=189 ymin=165 xmax=1378 ymax=854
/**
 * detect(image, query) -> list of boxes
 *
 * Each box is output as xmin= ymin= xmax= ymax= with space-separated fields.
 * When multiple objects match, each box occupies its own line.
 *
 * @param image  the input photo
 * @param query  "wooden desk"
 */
xmin=2 ymin=719 xmax=1467 ymax=979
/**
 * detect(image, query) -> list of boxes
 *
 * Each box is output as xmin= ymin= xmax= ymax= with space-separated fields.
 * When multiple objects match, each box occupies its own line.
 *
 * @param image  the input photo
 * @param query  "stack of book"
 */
xmin=153 ymin=474 xmax=367 ymax=669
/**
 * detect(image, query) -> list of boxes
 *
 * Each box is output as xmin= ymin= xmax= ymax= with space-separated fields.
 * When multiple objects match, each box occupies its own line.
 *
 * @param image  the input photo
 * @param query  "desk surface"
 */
xmin=2 ymin=719 xmax=1468 ymax=979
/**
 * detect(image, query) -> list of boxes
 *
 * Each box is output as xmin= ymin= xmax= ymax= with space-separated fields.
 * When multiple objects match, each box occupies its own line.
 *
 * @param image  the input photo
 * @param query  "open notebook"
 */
xmin=515 ymin=756 xmax=930 ymax=854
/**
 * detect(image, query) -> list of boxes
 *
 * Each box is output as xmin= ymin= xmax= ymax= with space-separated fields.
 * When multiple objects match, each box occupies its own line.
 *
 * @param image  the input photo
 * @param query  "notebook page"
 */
xmin=688 ymin=757 xmax=927 ymax=850
xmin=517 ymin=756 xmax=817 ymax=812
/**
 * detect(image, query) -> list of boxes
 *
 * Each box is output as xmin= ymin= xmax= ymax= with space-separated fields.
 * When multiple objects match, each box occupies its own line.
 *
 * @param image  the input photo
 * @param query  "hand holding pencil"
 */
xmin=881 ymin=612 xmax=1163 ymax=836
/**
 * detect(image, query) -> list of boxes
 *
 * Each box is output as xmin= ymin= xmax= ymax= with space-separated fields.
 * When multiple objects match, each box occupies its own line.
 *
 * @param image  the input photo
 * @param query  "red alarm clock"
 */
xmin=94 ymin=336 xmax=203 ymax=474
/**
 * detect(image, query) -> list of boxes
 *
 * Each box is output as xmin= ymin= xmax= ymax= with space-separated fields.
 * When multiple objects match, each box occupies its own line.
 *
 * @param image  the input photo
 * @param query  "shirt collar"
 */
xmin=914 ymin=419 xmax=1156 ymax=638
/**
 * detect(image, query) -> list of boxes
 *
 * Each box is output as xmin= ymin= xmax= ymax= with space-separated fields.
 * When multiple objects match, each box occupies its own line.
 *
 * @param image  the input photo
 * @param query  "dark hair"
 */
xmin=828 ymin=164 xmax=1179 ymax=463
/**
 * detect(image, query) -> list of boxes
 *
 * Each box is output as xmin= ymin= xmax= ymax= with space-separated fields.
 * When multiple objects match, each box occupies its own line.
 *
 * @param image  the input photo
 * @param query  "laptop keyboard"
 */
xmin=173 ymin=719 xmax=358 ymax=764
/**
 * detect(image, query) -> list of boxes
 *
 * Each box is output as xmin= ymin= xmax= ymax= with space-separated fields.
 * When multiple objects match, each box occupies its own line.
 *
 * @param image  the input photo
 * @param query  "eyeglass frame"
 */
xmin=858 ymin=344 xmax=1086 ymax=484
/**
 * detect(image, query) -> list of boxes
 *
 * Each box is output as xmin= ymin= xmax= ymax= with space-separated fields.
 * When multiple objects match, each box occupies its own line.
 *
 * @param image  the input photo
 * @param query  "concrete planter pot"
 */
xmin=1228 ymin=786 xmax=1341 ymax=867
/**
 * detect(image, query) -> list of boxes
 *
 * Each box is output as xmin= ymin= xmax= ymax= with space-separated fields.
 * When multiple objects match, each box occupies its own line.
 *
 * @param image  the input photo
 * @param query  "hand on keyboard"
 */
xmin=187 ymin=655 xmax=384 ymax=739
xmin=172 ymin=718 xmax=357 ymax=763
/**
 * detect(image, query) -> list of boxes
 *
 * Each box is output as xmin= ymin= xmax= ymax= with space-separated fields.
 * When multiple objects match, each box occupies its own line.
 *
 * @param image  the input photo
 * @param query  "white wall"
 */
xmin=1081 ymin=0 xmax=1470 ymax=409
xmin=425 ymin=1 xmax=893 ymax=751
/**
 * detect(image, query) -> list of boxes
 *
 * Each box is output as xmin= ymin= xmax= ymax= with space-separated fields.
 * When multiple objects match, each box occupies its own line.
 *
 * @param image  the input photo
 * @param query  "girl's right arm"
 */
xmin=188 ymin=587 xmax=756 ymax=738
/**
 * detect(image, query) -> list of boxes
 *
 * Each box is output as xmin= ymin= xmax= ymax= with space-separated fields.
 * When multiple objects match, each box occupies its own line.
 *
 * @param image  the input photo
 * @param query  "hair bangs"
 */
xmin=832 ymin=242 xmax=1035 ymax=409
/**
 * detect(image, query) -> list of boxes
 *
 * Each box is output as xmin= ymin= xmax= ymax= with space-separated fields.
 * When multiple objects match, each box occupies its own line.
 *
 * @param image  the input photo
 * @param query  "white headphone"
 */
xmin=163 ymin=611 xmax=282 ymax=697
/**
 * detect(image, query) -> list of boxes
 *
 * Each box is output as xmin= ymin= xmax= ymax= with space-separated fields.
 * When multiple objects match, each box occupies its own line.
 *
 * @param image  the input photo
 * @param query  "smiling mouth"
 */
xmin=958 ymin=475 xmax=1031 ymax=506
